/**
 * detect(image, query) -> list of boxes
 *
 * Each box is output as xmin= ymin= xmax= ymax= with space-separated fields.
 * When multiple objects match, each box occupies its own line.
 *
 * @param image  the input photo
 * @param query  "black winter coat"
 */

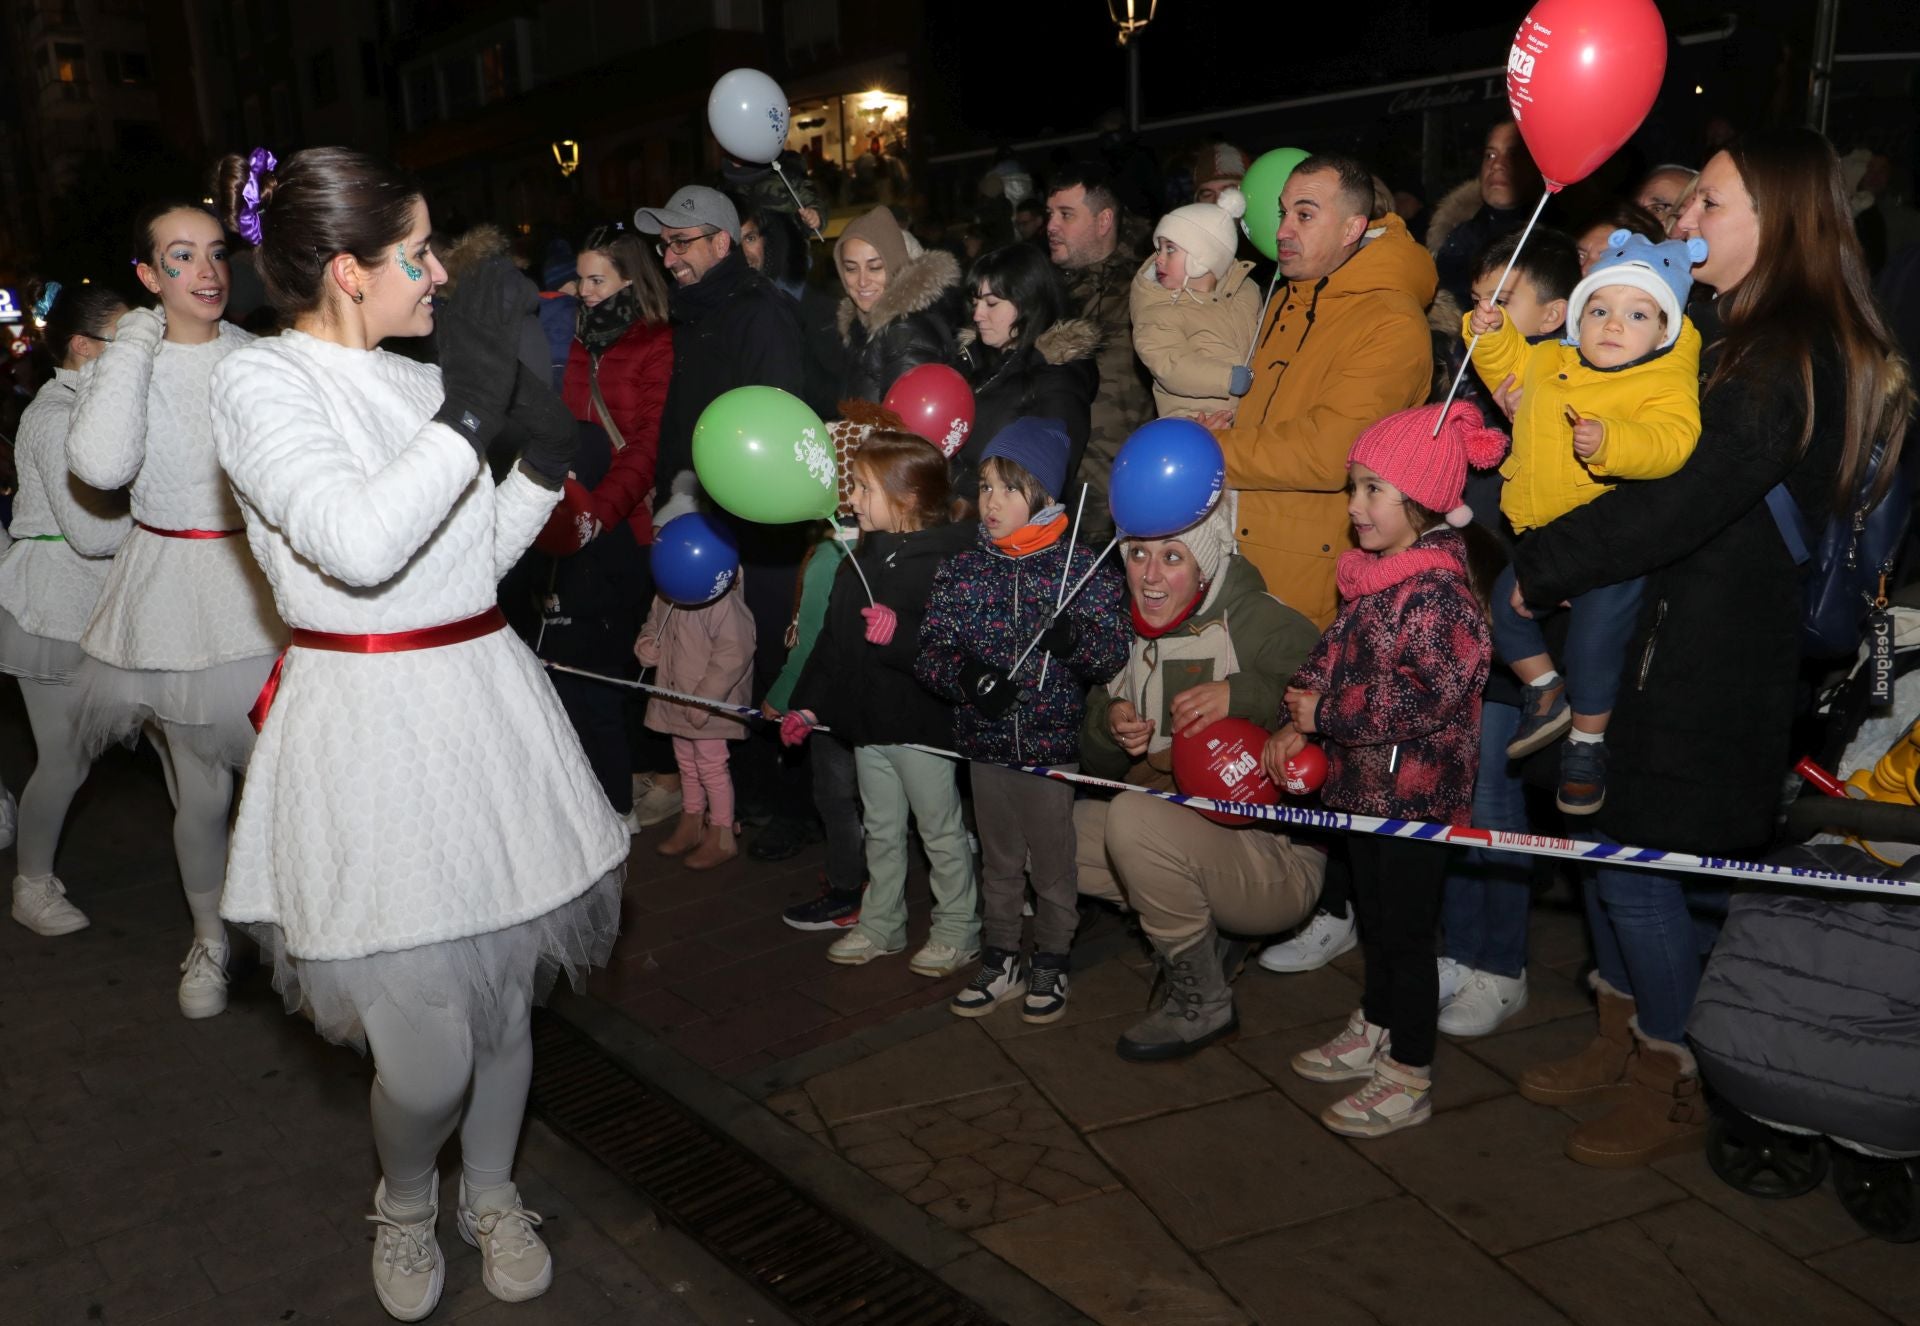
xmin=1514 ymin=337 xmax=1844 ymax=854
xmin=653 ymin=249 xmax=805 ymax=507
xmin=951 ymin=318 xmax=1100 ymax=499
xmin=838 ymin=249 xmax=963 ymax=405
xmin=791 ymin=520 xmax=974 ymax=748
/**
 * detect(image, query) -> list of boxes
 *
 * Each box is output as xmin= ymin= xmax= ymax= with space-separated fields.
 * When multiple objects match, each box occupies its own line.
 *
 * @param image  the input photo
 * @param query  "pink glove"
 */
xmin=780 ymin=711 xmax=816 ymax=747
xmin=861 ymin=604 xmax=897 ymax=646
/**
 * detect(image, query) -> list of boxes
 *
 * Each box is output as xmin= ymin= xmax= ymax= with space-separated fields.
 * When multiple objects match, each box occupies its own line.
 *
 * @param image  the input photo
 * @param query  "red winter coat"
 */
xmin=535 ymin=319 xmax=673 ymax=555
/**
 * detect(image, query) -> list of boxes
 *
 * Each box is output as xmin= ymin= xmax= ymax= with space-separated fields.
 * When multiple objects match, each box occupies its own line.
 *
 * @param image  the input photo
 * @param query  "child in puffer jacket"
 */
xmin=1263 ymin=401 xmax=1500 ymax=1142
xmin=917 ymin=419 xmax=1130 ymax=1024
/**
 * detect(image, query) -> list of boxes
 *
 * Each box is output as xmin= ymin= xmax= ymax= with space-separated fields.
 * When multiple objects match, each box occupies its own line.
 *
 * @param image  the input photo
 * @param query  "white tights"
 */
xmin=362 ymin=989 xmax=533 ymax=1216
xmin=147 ymin=721 xmax=234 ymax=946
xmin=14 ymin=679 xmax=95 ymax=881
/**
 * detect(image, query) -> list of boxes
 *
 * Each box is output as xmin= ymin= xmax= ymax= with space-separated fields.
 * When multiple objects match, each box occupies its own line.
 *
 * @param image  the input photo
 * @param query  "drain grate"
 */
xmin=528 ymin=1010 xmax=1007 ymax=1326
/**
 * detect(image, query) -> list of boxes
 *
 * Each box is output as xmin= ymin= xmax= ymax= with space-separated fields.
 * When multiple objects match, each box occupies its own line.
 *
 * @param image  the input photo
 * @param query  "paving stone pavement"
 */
xmin=0 ymin=692 xmax=784 ymax=1326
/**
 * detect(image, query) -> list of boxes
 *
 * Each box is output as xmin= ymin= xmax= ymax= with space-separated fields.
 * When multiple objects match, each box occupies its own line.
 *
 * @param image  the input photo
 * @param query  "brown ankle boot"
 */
xmin=1564 ymin=1025 xmax=1708 ymax=1168
xmin=657 ymin=812 xmax=705 ymax=857
xmin=1518 ymin=973 xmax=1635 ymax=1105
xmin=685 ymin=820 xmax=738 ymax=871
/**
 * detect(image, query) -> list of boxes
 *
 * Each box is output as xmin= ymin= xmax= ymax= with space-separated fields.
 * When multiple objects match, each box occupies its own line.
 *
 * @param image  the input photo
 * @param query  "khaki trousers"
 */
xmin=1076 ymin=792 xmax=1325 ymax=942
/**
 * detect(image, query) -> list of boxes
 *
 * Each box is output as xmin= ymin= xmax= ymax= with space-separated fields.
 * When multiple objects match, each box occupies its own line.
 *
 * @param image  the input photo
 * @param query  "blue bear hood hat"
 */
xmin=1564 ymin=228 xmax=1709 ymax=352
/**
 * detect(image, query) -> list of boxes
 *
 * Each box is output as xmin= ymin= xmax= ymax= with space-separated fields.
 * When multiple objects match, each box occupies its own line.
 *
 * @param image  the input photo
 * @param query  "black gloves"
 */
xmin=1037 ymin=614 xmax=1079 ymax=660
xmin=959 ymin=659 xmax=1023 ymax=719
xmin=507 ymin=364 xmax=577 ymax=489
xmin=432 ymin=258 xmax=538 ymax=456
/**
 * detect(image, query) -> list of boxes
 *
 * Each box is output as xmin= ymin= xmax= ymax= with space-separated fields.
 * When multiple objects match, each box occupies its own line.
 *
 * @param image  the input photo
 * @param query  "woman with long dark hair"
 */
xmin=1510 ymin=129 xmax=1912 ymax=1168
xmin=207 ymin=146 xmax=624 ymax=1318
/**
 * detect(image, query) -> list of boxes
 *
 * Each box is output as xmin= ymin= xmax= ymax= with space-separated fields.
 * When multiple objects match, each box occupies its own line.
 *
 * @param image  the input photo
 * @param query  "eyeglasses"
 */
xmin=655 ymin=229 xmax=718 ymax=257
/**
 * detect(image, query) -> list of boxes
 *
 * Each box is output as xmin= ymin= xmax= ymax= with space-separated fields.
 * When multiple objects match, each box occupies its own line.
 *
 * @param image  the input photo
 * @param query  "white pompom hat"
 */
xmin=1152 ymin=188 xmax=1246 ymax=281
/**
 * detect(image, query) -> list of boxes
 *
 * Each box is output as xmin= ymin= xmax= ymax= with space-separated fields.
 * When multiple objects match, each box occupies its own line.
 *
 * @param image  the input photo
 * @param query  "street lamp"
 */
xmin=1106 ymin=0 xmax=1160 ymax=132
xmin=551 ymin=140 xmax=579 ymax=177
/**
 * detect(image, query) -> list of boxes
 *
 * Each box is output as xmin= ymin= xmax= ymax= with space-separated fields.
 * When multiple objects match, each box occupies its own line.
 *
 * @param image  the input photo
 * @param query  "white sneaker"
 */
xmin=12 ymin=874 xmax=90 ymax=936
xmin=0 ymin=788 xmax=14 ymax=850
xmin=1322 ymin=1056 xmax=1432 ymax=1138
xmin=367 ymin=1179 xmax=444 ymax=1322
xmin=457 ymin=1178 xmax=553 ymax=1303
xmin=1436 ymin=956 xmax=1472 ymax=1006
xmin=177 ymin=937 xmax=230 ymax=1019
xmin=826 ymin=929 xmax=904 ymax=966
xmin=1438 ymin=969 xmax=1529 ymax=1037
xmin=1292 ymin=1009 xmax=1389 ymax=1082
xmin=909 ymin=940 xmax=979 ymax=978
xmin=629 ymin=775 xmax=683 ymax=828
xmin=1258 ymin=909 xmax=1357 ymax=974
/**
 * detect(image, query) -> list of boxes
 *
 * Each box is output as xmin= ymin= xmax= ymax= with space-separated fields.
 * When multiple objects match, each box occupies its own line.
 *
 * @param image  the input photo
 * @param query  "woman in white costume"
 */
xmin=207 ymin=147 xmax=625 ymax=1320
xmin=0 ymin=281 xmax=133 ymax=935
xmin=67 ymin=199 xmax=285 ymax=1018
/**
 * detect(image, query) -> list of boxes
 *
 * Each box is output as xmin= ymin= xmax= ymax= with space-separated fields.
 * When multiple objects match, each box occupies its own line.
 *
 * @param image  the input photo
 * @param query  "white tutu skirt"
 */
xmin=73 ymin=649 xmax=276 ymax=771
xmin=0 ymin=606 xmax=86 ymax=684
xmin=245 ymin=867 xmax=623 ymax=1052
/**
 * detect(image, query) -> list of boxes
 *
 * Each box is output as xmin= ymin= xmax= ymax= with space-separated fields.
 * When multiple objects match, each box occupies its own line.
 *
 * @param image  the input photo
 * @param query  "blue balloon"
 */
xmin=1108 ymin=419 xmax=1227 ymax=538
xmin=650 ymin=513 xmax=740 ymax=605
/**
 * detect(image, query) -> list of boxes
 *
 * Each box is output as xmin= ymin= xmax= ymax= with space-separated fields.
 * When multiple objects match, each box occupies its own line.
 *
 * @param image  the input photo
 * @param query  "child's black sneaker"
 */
xmin=1022 ymin=952 xmax=1071 ymax=1024
xmin=951 ymin=947 xmax=1025 ymax=1018
xmin=783 ymin=886 xmax=863 ymax=932
xmin=1507 ymin=680 xmax=1572 ymax=758
xmin=1557 ymin=739 xmax=1607 ymax=815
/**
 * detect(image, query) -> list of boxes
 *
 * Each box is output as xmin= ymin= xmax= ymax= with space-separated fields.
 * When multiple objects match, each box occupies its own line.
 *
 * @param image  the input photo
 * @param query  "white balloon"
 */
xmin=707 ymin=68 xmax=790 ymax=165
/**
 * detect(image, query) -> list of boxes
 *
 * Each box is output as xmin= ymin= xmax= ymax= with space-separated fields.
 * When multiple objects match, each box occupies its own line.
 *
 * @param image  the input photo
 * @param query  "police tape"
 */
xmin=549 ymin=662 xmax=1918 ymax=901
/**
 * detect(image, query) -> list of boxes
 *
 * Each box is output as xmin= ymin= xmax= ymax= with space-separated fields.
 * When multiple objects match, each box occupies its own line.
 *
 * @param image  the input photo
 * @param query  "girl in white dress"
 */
xmin=67 ymin=200 xmax=286 ymax=1018
xmin=0 ymin=282 xmax=133 ymax=935
xmin=208 ymin=147 xmax=624 ymax=1321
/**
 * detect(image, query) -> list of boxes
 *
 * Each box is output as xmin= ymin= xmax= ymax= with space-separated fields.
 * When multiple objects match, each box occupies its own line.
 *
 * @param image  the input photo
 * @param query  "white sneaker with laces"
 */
xmin=177 ymin=937 xmax=229 ymax=1019
xmin=1436 ymin=956 xmax=1472 ymax=1006
xmin=1438 ymin=969 xmax=1529 ymax=1037
xmin=827 ymin=929 xmax=904 ymax=966
xmin=909 ymin=940 xmax=979 ymax=978
xmin=629 ymin=774 xmax=684 ymax=829
xmin=1292 ymin=1009 xmax=1389 ymax=1082
xmin=457 ymin=1178 xmax=553 ymax=1303
xmin=367 ymin=1179 xmax=444 ymax=1322
xmin=12 ymin=874 xmax=89 ymax=936
xmin=1258 ymin=909 xmax=1357 ymax=974
xmin=1322 ymin=1056 xmax=1432 ymax=1138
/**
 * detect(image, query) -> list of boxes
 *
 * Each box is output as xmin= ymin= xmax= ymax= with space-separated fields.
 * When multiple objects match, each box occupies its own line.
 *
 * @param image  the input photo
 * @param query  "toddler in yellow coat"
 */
xmin=1466 ymin=227 xmax=1709 ymax=815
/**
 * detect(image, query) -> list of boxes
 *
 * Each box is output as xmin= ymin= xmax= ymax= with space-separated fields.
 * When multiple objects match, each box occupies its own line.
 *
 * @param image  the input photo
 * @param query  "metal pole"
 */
xmin=1809 ymin=0 xmax=1842 ymax=132
xmin=1127 ymin=37 xmax=1141 ymax=133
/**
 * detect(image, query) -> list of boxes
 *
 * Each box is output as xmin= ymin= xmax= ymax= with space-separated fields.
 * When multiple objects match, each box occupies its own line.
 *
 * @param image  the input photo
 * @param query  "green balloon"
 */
xmin=1239 ymin=147 xmax=1310 ymax=262
xmin=692 ymin=386 xmax=835 ymax=524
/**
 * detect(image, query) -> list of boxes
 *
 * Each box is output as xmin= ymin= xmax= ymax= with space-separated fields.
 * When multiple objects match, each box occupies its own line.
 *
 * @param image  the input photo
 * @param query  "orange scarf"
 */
xmin=991 ymin=512 xmax=1069 ymax=558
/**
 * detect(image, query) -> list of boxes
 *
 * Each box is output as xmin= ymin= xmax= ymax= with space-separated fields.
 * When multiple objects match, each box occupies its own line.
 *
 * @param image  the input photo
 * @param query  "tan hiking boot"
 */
xmin=1564 ymin=1026 xmax=1709 ymax=1168
xmin=1518 ymin=972 xmax=1635 ymax=1105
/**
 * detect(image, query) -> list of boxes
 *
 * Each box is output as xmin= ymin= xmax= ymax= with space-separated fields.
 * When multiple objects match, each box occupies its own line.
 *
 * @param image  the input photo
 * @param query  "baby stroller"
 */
xmin=1688 ymin=612 xmax=1920 ymax=1243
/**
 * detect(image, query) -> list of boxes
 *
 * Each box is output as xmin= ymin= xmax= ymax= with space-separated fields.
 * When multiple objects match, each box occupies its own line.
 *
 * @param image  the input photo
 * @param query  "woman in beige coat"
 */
xmin=635 ymin=573 xmax=755 ymax=868
xmin=1130 ymin=189 xmax=1262 ymax=419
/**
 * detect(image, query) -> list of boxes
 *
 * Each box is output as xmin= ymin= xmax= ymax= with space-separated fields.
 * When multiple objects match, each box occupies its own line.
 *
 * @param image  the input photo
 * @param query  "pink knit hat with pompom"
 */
xmin=1347 ymin=401 xmax=1510 ymax=528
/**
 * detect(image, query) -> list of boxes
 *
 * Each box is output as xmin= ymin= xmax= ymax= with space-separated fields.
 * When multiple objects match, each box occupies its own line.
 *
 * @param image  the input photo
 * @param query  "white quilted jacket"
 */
xmin=68 ymin=320 xmax=285 ymax=669
xmin=210 ymin=330 xmax=629 ymax=960
xmin=0 ymin=369 xmax=131 ymax=642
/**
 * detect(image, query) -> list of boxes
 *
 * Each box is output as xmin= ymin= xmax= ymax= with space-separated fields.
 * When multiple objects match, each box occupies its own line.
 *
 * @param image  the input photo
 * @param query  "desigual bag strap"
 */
xmin=589 ymin=355 xmax=627 ymax=452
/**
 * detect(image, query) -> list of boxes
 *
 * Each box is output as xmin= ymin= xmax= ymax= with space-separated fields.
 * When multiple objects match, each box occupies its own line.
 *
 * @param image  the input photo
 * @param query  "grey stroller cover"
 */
xmin=1689 ymin=847 xmax=1920 ymax=1154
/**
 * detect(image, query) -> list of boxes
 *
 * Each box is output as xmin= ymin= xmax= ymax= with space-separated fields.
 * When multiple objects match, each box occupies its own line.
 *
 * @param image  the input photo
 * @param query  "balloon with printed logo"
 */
xmin=1506 ymin=0 xmax=1667 ymax=191
xmin=651 ymin=512 xmax=741 ymax=606
xmin=1108 ymin=418 xmax=1226 ymax=539
xmin=1173 ymin=718 xmax=1280 ymax=826
xmin=708 ymin=68 xmax=792 ymax=165
xmin=693 ymin=386 xmax=835 ymax=524
xmin=882 ymin=364 xmax=976 ymax=458
xmin=1281 ymin=743 xmax=1328 ymax=796
xmin=1238 ymin=147 xmax=1310 ymax=261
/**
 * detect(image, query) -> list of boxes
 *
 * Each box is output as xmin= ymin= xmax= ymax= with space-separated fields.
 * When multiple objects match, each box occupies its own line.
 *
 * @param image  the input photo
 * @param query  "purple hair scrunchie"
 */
xmin=236 ymin=146 xmax=279 ymax=246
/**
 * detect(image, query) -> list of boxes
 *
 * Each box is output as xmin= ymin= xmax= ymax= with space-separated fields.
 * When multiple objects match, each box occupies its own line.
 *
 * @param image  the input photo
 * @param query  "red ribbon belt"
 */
xmin=136 ymin=521 xmax=245 ymax=539
xmin=248 ymin=605 xmax=507 ymax=732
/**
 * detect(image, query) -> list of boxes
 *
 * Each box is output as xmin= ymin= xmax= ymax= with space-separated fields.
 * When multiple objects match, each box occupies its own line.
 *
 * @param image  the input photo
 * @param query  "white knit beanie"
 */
xmin=1152 ymin=190 xmax=1246 ymax=280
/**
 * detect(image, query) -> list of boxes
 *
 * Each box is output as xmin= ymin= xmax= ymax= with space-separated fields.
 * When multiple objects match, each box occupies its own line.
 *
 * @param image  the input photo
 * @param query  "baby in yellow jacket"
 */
xmin=1466 ymin=227 xmax=1709 ymax=816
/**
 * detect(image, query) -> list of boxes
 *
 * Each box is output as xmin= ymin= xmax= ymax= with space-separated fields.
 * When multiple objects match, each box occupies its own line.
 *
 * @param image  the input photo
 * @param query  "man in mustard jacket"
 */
xmin=1206 ymin=154 xmax=1438 ymax=628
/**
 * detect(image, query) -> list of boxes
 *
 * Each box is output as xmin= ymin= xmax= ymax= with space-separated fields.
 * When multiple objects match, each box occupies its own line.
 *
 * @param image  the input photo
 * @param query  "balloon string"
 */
xmin=1244 ymin=268 xmax=1283 ymax=368
xmin=1010 ymin=536 xmax=1117 ymax=679
xmin=833 ymin=523 xmax=876 ymax=606
xmin=1039 ymin=483 xmax=1091 ymax=692
xmin=1431 ymin=188 xmax=1553 ymax=435
xmin=772 ymin=162 xmax=824 ymax=242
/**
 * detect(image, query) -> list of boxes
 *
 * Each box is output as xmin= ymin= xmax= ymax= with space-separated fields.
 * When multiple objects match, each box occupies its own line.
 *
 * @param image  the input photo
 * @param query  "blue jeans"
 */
xmin=1491 ymin=564 xmax=1644 ymax=716
xmin=1585 ymin=852 xmax=1728 ymax=1043
xmin=1442 ymin=700 xmax=1532 ymax=978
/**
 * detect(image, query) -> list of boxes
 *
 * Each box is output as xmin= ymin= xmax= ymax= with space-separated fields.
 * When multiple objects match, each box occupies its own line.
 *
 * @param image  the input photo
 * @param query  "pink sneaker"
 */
xmin=1322 ymin=1056 xmax=1432 ymax=1138
xmin=1291 ymin=1009 xmax=1388 ymax=1082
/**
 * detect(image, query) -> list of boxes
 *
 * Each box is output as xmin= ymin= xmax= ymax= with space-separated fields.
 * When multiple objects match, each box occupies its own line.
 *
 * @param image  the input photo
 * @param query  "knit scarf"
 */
xmin=1130 ymin=586 xmax=1206 ymax=639
xmin=1335 ymin=539 xmax=1465 ymax=601
xmin=576 ymin=284 xmax=640 ymax=355
xmin=991 ymin=508 xmax=1068 ymax=557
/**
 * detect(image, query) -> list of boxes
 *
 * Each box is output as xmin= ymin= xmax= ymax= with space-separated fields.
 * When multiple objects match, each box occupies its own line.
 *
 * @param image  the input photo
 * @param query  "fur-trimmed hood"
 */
xmin=957 ymin=316 xmax=1102 ymax=367
xmin=1424 ymin=179 xmax=1485 ymax=260
xmin=1428 ymin=288 xmax=1464 ymax=342
xmin=837 ymin=248 xmax=962 ymax=342
xmin=441 ymin=223 xmax=512 ymax=294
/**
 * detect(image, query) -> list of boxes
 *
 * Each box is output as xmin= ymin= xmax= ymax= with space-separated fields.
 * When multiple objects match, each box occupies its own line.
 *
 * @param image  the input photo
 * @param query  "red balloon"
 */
xmin=881 ymin=364 xmax=975 ymax=458
xmin=1506 ymin=0 xmax=1667 ymax=190
xmin=1281 ymin=743 xmax=1328 ymax=797
xmin=1172 ymin=718 xmax=1279 ymax=827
